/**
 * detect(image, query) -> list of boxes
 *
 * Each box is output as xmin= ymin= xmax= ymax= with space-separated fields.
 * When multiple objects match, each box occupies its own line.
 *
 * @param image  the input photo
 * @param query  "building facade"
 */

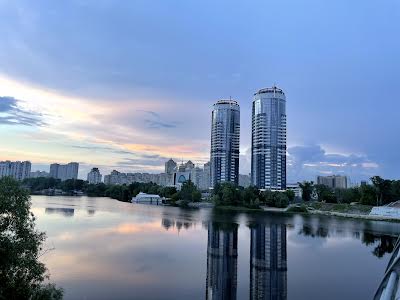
xmin=50 ymin=162 xmax=79 ymax=181
xmin=206 ymin=222 xmax=238 ymax=300
xmin=317 ymin=175 xmax=348 ymax=189
xmin=0 ymin=160 xmax=31 ymax=181
xmin=250 ymin=223 xmax=287 ymax=300
xmin=165 ymin=159 xmax=177 ymax=174
xmin=210 ymin=99 xmax=240 ymax=187
xmin=251 ymin=86 xmax=287 ymax=190
xmin=87 ymin=167 xmax=102 ymax=184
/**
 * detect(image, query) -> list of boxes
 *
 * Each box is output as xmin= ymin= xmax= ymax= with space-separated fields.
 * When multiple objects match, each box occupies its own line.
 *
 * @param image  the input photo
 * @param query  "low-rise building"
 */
xmin=132 ymin=192 xmax=162 ymax=205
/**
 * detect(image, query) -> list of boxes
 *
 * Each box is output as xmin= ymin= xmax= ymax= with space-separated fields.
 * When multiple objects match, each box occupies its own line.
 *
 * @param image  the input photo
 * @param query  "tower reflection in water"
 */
xmin=206 ymin=222 xmax=238 ymax=300
xmin=250 ymin=224 xmax=287 ymax=300
xmin=206 ymin=222 xmax=287 ymax=300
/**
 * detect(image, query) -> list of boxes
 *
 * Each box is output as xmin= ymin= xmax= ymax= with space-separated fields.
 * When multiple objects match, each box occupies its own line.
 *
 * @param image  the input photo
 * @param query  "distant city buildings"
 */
xmin=87 ymin=168 xmax=102 ymax=184
xmin=251 ymin=86 xmax=287 ymax=190
xmin=50 ymin=162 xmax=79 ymax=181
xmin=317 ymin=175 xmax=348 ymax=189
xmin=30 ymin=170 xmax=50 ymax=178
xmin=0 ymin=160 xmax=31 ymax=181
xmin=210 ymin=99 xmax=240 ymax=187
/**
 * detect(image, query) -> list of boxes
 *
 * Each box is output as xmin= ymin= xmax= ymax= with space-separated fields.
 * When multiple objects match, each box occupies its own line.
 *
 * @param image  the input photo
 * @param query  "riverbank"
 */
xmin=285 ymin=202 xmax=400 ymax=222
xmin=211 ymin=202 xmax=400 ymax=223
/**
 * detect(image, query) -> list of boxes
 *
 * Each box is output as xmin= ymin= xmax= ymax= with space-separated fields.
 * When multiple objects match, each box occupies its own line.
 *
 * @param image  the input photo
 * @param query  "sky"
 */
xmin=0 ymin=0 xmax=399 ymax=183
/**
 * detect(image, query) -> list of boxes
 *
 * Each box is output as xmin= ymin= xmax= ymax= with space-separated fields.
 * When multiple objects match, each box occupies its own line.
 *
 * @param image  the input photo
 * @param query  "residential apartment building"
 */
xmin=50 ymin=162 xmax=79 ymax=181
xmin=0 ymin=160 xmax=31 ymax=181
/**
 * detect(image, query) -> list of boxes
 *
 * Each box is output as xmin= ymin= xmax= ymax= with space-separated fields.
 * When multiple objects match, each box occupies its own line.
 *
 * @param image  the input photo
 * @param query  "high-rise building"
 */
xmin=165 ymin=159 xmax=177 ymax=174
xmin=202 ymin=161 xmax=211 ymax=190
xmin=210 ymin=99 xmax=240 ymax=187
xmin=0 ymin=160 xmax=31 ymax=181
xmin=317 ymin=175 xmax=348 ymax=189
xmin=251 ymin=86 xmax=287 ymax=190
xmin=87 ymin=167 xmax=102 ymax=184
xmin=250 ymin=223 xmax=287 ymax=300
xmin=50 ymin=162 xmax=79 ymax=181
xmin=206 ymin=222 xmax=238 ymax=300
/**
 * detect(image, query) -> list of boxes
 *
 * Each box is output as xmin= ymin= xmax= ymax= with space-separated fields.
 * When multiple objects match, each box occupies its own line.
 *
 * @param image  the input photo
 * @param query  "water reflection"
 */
xmin=206 ymin=222 xmax=238 ymax=300
xmin=362 ymin=233 xmax=396 ymax=258
xmin=45 ymin=207 xmax=74 ymax=217
xmin=298 ymin=224 xmax=397 ymax=258
xmin=30 ymin=196 xmax=400 ymax=300
xmin=161 ymin=218 xmax=195 ymax=231
xmin=250 ymin=224 xmax=287 ymax=300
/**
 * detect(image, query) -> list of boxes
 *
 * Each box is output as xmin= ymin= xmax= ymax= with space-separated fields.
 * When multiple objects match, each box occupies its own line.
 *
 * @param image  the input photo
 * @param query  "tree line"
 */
xmin=22 ymin=177 xmax=200 ymax=203
xmin=211 ymin=182 xmax=295 ymax=209
xmin=299 ymin=176 xmax=400 ymax=206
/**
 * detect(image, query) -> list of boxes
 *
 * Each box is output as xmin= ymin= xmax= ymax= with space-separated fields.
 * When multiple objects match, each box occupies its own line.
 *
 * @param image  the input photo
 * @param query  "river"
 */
xmin=31 ymin=195 xmax=400 ymax=300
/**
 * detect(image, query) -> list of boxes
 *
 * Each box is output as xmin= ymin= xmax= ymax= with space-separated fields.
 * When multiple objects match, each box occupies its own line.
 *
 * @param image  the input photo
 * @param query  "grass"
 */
xmin=306 ymin=202 xmax=373 ymax=215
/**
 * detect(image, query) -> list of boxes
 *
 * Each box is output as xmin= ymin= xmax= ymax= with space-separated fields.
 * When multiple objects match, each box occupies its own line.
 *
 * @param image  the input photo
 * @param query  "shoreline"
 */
xmin=30 ymin=194 xmax=400 ymax=223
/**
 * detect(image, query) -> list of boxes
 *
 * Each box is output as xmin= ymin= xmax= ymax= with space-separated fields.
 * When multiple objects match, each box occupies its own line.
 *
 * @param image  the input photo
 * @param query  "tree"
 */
xmin=180 ymin=180 xmax=197 ymax=201
xmin=285 ymin=189 xmax=295 ymax=202
xmin=360 ymin=184 xmax=377 ymax=206
xmin=371 ymin=176 xmax=392 ymax=206
xmin=314 ymin=184 xmax=336 ymax=203
xmin=299 ymin=181 xmax=314 ymax=201
xmin=0 ymin=177 xmax=63 ymax=299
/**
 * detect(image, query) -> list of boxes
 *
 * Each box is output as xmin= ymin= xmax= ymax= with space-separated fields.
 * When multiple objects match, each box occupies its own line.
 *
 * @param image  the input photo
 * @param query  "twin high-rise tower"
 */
xmin=210 ymin=86 xmax=287 ymax=190
xmin=210 ymin=100 xmax=241 ymax=187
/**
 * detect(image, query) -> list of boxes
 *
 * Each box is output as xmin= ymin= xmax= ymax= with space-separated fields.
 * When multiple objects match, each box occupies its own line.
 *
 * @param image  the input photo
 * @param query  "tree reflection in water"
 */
xmin=299 ymin=224 xmax=396 ymax=258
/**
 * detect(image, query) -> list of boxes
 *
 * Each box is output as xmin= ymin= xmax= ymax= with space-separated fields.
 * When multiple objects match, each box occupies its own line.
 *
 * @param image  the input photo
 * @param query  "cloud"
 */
xmin=138 ymin=110 xmax=178 ymax=129
xmin=116 ymin=155 xmax=169 ymax=168
xmin=0 ymin=96 xmax=45 ymax=126
xmin=287 ymin=145 xmax=379 ymax=182
xmin=70 ymin=145 xmax=134 ymax=155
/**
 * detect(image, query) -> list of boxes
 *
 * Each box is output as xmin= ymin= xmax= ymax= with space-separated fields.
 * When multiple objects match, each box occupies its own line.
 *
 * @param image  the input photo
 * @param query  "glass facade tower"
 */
xmin=210 ymin=100 xmax=240 ymax=187
xmin=251 ymin=87 xmax=286 ymax=190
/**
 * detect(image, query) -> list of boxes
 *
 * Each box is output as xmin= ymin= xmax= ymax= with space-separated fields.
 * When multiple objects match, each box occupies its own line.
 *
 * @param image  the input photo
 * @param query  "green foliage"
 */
xmin=285 ymin=189 xmax=295 ymax=202
xmin=314 ymin=184 xmax=336 ymax=203
xmin=360 ymin=184 xmax=376 ymax=205
xmin=179 ymin=180 xmax=198 ymax=201
xmin=0 ymin=177 xmax=63 ymax=300
xmin=371 ymin=176 xmax=393 ymax=206
xmin=85 ymin=183 xmax=107 ymax=197
xmin=263 ymin=191 xmax=289 ymax=208
xmin=211 ymin=183 xmax=289 ymax=209
xmin=335 ymin=187 xmax=360 ymax=204
xmin=299 ymin=181 xmax=314 ymax=201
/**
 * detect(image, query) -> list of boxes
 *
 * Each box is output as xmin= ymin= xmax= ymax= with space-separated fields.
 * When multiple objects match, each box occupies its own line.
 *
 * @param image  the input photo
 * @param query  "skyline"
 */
xmin=1 ymin=1 xmax=399 ymax=182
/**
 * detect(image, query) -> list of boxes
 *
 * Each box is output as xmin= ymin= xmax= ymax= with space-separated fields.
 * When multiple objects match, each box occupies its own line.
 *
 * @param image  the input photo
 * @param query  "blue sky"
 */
xmin=0 ymin=0 xmax=399 ymax=182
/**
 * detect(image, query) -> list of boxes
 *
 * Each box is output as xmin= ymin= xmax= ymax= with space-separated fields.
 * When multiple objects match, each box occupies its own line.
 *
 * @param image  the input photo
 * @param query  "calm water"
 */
xmin=31 ymin=196 xmax=400 ymax=300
